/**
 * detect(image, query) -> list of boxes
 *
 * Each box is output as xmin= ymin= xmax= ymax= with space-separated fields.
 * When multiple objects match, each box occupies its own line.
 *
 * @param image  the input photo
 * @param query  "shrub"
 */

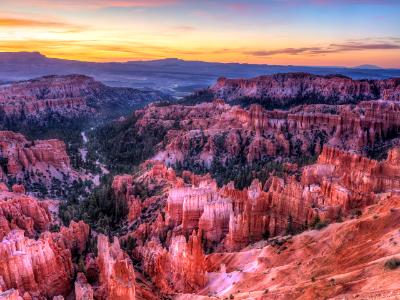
xmin=310 ymin=215 xmax=329 ymax=230
xmin=385 ymin=257 xmax=400 ymax=270
xmin=49 ymin=224 xmax=60 ymax=232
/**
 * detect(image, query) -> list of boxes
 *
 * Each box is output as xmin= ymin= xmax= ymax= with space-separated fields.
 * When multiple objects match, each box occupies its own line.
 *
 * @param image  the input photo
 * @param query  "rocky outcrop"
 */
xmin=75 ymin=273 xmax=94 ymax=300
xmin=211 ymin=73 xmax=400 ymax=106
xmin=166 ymin=183 xmax=218 ymax=233
xmin=131 ymin=99 xmax=400 ymax=169
xmin=0 ymin=131 xmax=71 ymax=174
xmin=141 ymin=231 xmax=207 ymax=294
xmin=0 ymin=289 xmax=22 ymax=300
xmin=163 ymin=145 xmax=400 ymax=251
xmin=0 ymin=221 xmax=89 ymax=299
xmin=0 ymin=74 xmax=169 ymax=123
xmin=198 ymin=199 xmax=232 ymax=248
xmin=112 ymin=161 xmax=217 ymax=250
xmin=168 ymin=231 xmax=207 ymax=292
xmin=89 ymin=73 xmax=400 ymax=297
xmin=0 ymin=131 xmax=80 ymax=198
xmin=0 ymin=189 xmax=51 ymax=239
xmin=97 ymin=234 xmax=136 ymax=300
xmin=203 ymin=194 xmax=400 ymax=299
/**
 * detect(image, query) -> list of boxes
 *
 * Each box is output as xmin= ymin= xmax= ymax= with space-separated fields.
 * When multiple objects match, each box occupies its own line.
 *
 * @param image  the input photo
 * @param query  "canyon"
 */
xmin=104 ymin=143 xmax=400 ymax=298
xmin=116 ymin=97 xmax=400 ymax=175
xmin=0 ymin=74 xmax=169 ymax=126
xmin=0 ymin=183 xmax=141 ymax=300
xmin=1 ymin=72 xmax=400 ymax=299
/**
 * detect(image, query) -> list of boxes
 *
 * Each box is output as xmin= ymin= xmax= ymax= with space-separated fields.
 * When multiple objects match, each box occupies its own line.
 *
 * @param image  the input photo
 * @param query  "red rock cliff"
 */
xmin=211 ymin=73 xmax=400 ymax=104
xmin=0 ymin=221 xmax=89 ymax=298
xmin=97 ymin=234 xmax=136 ymax=300
xmin=0 ymin=189 xmax=51 ymax=239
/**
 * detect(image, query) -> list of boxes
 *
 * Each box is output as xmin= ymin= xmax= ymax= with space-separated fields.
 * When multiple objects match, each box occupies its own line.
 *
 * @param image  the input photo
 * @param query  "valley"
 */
xmin=1 ymin=71 xmax=400 ymax=299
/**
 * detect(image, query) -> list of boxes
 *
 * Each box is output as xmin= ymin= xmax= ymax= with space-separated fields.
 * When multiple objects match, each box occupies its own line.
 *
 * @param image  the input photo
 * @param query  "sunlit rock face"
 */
xmin=74 ymin=273 xmax=94 ymax=300
xmin=0 ymin=131 xmax=80 ymax=196
xmin=0 ymin=221 xmax=89 ymax=299
xmin=0 ymin=185 xmax=90 ymax=299
xmin=1 ymin=72 xmax=398 ymax=299
xmin=97 ymin=234 xmax=136 ymax=300
xmin=100 ymin=75 xmax=400 ymax=297
xmin=211 ymin=73 xmax=400 ymax=105
xmin=160 ymin=145 xmax=400 ymax=252
xmin=133 ymin=99 xmax=400 ymax=170
xmin=203 ymin=194 xmax=400 ymax=299
xmin=140 ymin=230 xmax=206 ymax=294
xmin=112 ymin=144 xmax=400 ymax=297
xmin=0 ymin=188 xmax=51 ymax=240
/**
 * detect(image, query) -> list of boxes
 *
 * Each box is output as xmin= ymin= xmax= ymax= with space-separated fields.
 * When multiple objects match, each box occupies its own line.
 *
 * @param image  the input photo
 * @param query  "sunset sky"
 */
xmin=1 ymin=0 xmax=399 ymax=67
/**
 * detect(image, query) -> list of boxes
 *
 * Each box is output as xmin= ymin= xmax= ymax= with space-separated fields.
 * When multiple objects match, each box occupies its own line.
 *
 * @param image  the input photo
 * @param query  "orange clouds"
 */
xmin=1 ymin=36 xmax=399 ymax=68
xmin=0 ymin=17 xmax=72 ymax=28
xmin=246 ymin=41 xmax=400 ymax=57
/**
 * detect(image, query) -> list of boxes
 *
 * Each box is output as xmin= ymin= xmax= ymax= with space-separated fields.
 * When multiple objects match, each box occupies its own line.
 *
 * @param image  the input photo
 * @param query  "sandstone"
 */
xmin=0 ymin=219 xmax=89 ymax=298
xmin=132 ymin=98 xmax=400 ymax=170
xmin=97 ymin=234 xmax=136 ymax=300
xmin=10 ymin=185 xmax=24 ymax=194
xmin=0 ymin=289 xmax=22 ymax=300
xmin=0 ymin=191 xmax=51 ymax=239
xmin=169 ymin=231 xmax=207 ymax=292
xmin=0 ymin=74 xmax=166 ymax=122
xmin=160 ymin=144 xmax=400 ymax=252
xmin=210 ymin=73 xmax=400 ymax=105
xmin=74 ymin=273 xmax=93 ymax=300
xmin=0 ymin=131 xmax=78 ymax=196
xmin=141 ymin=231 xmax=207 ymax=294
xmin=203 ymin=195 xmax=400 ymax=299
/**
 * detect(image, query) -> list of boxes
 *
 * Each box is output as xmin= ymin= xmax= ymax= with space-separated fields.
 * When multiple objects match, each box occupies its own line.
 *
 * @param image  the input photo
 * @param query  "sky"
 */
xmin=0 ymin=0 xmax=399 ymax=67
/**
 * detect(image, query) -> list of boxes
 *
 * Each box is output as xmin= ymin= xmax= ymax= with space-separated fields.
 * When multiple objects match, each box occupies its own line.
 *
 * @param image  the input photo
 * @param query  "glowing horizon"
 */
xmin=1 ymin=0 xmax=399 ymax=68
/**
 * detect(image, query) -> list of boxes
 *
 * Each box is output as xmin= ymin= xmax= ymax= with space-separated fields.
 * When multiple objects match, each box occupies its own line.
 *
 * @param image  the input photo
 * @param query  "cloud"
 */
xmin=173 ymin=25 xmax=195 ymax=32
xmin=248 ymin=47 xmax=323 ymax=56
xmin=246 ymin=40 xmax=400 ymax=56
xmin=226 ymin=2 xmax=254 ymax=12
xmin=0 ymin=17 xmax=72 ymax=28
xmin=0 ymin=16 xmax=87 ymax=32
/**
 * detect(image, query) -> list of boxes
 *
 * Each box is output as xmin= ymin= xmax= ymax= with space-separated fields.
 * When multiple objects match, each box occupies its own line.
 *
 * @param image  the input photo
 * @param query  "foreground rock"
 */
xmin=0 ymin=188 xmax=51 ymax=239
xmin=105 ymin=144 xmax=396 ymax=296
xmin=160 ymin=145 xmax=400 ymax=251
xmin=202 ymin=194 xmax=400 ymax=299
xmin=140 ymin=231 xmax=206 ymax=294
xmin=0 ymin=221 xmax=89 ymax=298
xmin=97 ymin=234 xmax=136 ymax=300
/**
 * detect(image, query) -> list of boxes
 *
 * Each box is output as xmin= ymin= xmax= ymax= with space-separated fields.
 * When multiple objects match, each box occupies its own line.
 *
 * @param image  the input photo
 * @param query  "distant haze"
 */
xmin=1 ymin=52 xmax=399 ymax=97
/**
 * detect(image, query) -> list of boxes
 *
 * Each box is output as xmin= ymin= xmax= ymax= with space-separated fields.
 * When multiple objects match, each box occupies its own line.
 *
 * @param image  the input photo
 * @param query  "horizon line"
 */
xmin=1 ymin=50 xmax=399 ymax=70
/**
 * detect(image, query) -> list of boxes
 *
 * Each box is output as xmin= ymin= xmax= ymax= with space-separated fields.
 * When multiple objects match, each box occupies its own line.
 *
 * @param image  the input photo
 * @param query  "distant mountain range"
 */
xmin=0 ymin=52 xmax=399 ymax=97
xmin=353 ymin=64 xmax=383 ymax=70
